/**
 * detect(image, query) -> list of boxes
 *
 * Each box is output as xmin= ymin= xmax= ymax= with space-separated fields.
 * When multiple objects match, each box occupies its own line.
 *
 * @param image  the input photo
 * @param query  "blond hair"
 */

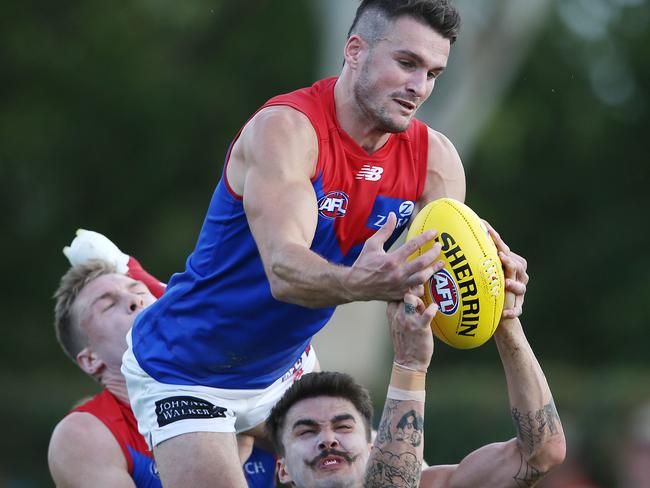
xmin=53 ymin=260 xmax=117 ymax=363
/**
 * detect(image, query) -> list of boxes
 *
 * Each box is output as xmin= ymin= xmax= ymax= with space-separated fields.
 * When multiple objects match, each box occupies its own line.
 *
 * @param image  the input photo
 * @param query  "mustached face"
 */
xmin=278 ymin=397 xmax=371 ymax=488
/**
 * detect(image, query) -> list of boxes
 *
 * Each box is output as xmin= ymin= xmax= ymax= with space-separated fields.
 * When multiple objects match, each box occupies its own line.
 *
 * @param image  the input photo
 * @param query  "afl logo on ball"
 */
xmin=318 ymin=191 xmax=349 ymax=219
xmin=429 ymin=269 xmax=459 ymax=315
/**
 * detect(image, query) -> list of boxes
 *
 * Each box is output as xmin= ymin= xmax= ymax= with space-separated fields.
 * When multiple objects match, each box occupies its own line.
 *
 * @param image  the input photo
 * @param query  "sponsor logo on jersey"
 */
xmin=245 ymin=460 xmax=267 ymax=475
xmin=355 ymin=164 xmax=384 ymax=181
xmin=429 ymin=269 xmax=459 ymax=315
xmin=155 ymin=396 xmax=228 ymax=427
xmin=149 ymin=460 xmax=160 ymax=478
xmin=318 ymin=191 xmax=349 ymax=219
xmin=368 ymin=198 xmax=415 ymax=230
xmin=281 ymin=346 xmax=310 ymax=382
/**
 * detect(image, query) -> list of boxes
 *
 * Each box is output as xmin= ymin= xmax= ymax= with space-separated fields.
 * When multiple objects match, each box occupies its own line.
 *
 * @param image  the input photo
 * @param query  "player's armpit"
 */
xmin=416 ymin=128 xmax=466 ymax=214
xmin=48 ymin=412 xmax=136 ymax=488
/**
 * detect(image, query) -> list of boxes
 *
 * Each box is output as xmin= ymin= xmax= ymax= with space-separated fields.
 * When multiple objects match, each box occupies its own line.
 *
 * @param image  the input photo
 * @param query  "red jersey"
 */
xmin=132 ymin=77 xmax=429 ymax=389
xmin=261 ymin=76 xmax=429 ymax=257
xmin=72 ymin=390 xmax=160 ymax=487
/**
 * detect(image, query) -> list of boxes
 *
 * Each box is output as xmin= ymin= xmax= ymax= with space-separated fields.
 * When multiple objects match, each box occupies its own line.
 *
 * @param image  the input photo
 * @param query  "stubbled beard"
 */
xmin=353 ymin=62 xmax=412 ymax=134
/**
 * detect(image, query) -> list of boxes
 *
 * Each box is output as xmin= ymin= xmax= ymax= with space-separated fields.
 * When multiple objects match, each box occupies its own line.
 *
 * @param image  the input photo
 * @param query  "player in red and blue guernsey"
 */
xmin=48 ymin=234 xmax=277 ymax=487
xmin=123 ymin=1 xmax=466 ymax=486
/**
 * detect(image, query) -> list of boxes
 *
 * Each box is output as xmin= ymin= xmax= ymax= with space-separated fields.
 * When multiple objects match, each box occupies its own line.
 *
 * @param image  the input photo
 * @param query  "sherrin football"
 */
xmin=406 ymin=198 xmax=505 ymax=349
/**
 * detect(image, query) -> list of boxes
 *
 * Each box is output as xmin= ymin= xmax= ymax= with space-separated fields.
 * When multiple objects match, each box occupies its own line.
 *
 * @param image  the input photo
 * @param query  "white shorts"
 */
xmin=122 ymin=330 xmax=318 ymax=449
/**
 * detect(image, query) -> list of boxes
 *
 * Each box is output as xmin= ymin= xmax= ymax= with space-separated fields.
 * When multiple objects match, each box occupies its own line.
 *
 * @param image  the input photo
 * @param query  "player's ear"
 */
xmin=276 ymin=458 xmax=293 ymax=485
xmin=76 ymin=347 xmax=105 ymax=377
xmin=343 ymin=35 xmax=366 ymax=69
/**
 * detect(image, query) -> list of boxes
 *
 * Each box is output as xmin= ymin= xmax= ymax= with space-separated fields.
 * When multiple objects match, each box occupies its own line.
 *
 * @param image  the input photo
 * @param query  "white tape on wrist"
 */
xmin=386 ymin=385 xmax=426 ymax=402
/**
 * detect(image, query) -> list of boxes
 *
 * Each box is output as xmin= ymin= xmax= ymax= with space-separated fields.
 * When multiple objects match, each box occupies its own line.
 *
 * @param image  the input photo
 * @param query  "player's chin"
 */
xmin=382 ymin=116 xmax=412 ymax=134
xmin=312 ymin=470 xmax=358 ymax=487
xmin=312 ymin=462 xmax=359 ymax=482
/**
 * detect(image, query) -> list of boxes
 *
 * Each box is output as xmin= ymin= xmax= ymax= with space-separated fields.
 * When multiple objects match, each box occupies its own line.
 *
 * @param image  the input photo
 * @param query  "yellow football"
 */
xmin=406 ymin=198 xmax=505 ymax=349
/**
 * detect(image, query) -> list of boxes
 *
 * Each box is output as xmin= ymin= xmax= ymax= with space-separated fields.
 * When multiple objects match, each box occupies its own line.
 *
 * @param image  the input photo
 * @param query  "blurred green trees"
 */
xmin=1 ymin=1 xmax=317 ymax=484
xmin=1 ymin=0 xmax=649 ymax=485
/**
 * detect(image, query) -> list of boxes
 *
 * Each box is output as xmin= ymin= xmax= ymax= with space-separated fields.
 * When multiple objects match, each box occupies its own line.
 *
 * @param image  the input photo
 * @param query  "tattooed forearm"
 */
xmin=513 ymin=451 xmax=545 ymax=488
xmin=365 ymin=448 xmax=421 ymax=488
xmin=542 ymin=400 xmax=560 ymax=435
xmin=375 ymin=399 xmax=398 ymax=445
xmin=395 ymin=410 xmax=424 ymax=448
xmin=367 ymin=400 xmax=425 ymax=487
xmin=512 ymin=400 xmax=560 ymax=455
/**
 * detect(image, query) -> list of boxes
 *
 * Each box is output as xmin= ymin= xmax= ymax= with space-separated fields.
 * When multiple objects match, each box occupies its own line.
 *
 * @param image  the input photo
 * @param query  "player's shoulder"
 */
xmin=248 ymin=105 xmax=316 ymax=142
xmin=426 ymin=127 xmax=459 ymax=159
xmin=239 ymin=105 xmax=318 ymax=169
xmin=419 ymin=126 xmax=465 ymax=200
xmin=48 ymin=412 xmax=128 ymax=484
xmin=49 ymin=411 xmax=126 ymax=466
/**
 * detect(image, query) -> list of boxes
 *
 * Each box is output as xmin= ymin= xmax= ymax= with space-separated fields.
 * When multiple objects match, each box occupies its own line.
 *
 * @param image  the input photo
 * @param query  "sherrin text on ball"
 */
xmin=406 ymin=198 xmax=505 ymax=349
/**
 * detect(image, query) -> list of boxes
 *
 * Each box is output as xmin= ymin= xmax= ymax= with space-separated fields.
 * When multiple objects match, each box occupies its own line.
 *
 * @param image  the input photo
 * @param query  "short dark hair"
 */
xmin=348 ymin=0 xmax=461 ymax=46
xmin=266 ymin=372 xmax=374 ymax=455
xmin=53 ymin=260 xmax=117 ymax=363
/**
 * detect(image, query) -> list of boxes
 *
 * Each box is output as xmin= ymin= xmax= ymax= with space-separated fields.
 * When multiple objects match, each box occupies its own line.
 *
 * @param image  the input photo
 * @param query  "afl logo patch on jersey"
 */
xmin=318 ymin=191 xmax=349 ymax=219
xmin=429 ymin=269 xmax=459 ymax=315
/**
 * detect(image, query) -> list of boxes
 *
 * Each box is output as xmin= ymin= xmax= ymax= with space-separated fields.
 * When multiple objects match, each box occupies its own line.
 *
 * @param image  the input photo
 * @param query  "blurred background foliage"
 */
xmin=1 ymin=0 xmax=648 ymax=486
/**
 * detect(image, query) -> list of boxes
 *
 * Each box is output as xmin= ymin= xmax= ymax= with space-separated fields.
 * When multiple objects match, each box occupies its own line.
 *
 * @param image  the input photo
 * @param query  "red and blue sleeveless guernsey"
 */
xmin=72 ymin=390 xmax=277 ymax=487
xmin=72 ymin=390 xmax=160 ymax=487
xmin=131 ymin=76 xmax=429 ymax=389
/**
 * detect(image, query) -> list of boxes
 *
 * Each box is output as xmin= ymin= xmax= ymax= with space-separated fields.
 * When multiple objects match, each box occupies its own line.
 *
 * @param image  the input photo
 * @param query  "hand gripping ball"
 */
xmin=407 ymin=198 xmax=505 ymax=349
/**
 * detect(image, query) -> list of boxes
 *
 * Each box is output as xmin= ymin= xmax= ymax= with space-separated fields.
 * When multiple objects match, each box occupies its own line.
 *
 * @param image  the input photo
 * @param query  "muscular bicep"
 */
xmin=48 ymin=412 xmax=135 ymax=488
xmin=237 ymin=107 xmax=319 ymax=272
xmin=417 ymin=128 xmax=466 ymax=214
xmin=421 ymin=439 xmax=538 ymax=488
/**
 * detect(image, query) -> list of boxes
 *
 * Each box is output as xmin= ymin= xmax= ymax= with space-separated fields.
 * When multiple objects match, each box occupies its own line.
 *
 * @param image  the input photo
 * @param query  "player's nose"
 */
xmin=126 ymin=293 xmax=145 ymax=313
xmin=317 ymin=431 xmax=339 ymax=450
xmin=406 ymin=70 xmax=428 ymax=99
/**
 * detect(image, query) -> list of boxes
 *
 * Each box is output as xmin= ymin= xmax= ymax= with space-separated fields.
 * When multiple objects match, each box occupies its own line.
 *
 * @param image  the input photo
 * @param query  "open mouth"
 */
xmin=394 ymin=99 xmax=416 ymax=111
xmin=319 ymin=455 xmax=346 ymax=470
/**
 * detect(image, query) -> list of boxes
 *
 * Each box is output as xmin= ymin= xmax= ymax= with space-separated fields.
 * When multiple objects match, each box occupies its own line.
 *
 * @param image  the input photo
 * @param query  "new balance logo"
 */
xmin=355 ymin=164 xmax=384 ymax=181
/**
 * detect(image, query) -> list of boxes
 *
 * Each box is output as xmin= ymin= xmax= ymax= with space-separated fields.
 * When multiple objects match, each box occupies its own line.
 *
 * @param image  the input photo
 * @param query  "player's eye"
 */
xmin=399 ymin=59 xmax=414 ymax=69
xmin=102 ymin=301 xmax=115 ymax=312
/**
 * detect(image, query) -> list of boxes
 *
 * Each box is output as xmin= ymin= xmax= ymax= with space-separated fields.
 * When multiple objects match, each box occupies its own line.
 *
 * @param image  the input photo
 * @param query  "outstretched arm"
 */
xmin=365 ymin=294 xmax=438 ymax=488
xmin=231 ymin=106 xmax=442 ymax=308
xmin=421 ymin=229 xmax=566 ymax=488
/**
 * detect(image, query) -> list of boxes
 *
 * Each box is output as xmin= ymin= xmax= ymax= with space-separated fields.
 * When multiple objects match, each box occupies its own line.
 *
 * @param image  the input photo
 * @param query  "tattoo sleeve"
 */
xmin=511 ymin=399 xmax=560 ymax=456
xmin=513 ymin=451 xmax=543 ymax=488
xmin=365 ymin=399 xmax=425 ymax=488
xmin=511 ymin=399 xmax=561 ymax=487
